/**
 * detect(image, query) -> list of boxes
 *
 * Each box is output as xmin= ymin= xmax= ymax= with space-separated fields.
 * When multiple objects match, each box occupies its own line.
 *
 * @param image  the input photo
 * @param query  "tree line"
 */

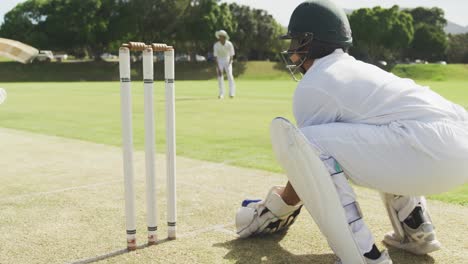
xmin=0 ymin=0 xmax=284 ymax=61
xmin=349 ymin=6 xmax=468 ymax=63
xmin=0 ymin=1 xmax=467 ymax=63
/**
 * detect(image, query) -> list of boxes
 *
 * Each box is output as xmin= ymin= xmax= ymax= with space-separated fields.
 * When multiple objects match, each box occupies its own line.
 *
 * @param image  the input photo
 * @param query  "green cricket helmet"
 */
xmin=282 ymin=0 xmax=352 ymax=47
xmin=280 ymin=0 xmax=352 ymax=80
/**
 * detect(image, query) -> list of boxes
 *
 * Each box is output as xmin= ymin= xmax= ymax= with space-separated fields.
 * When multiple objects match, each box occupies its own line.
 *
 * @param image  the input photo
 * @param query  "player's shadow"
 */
xmin=387 ymin=247 xmax=435 ymax=264
xmin=215 ymin=231 xmax=436 ymax=264
xmin=214 ymin=231 xmax=337 ymax=264
xmin=69 ymin=239 xmax=174 ymax=264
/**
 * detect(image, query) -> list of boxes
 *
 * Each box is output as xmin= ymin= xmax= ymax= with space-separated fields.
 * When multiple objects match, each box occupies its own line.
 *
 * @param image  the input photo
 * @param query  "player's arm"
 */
xmin=214 ymin=57 xmax=222 ymax=76
xmin=213 ymin=44 xmax=221 ymax=76
xmin=229 ymin=42 xmax=235 ymax=64
xmin=294 ymin=85 xmax=340 ymax=128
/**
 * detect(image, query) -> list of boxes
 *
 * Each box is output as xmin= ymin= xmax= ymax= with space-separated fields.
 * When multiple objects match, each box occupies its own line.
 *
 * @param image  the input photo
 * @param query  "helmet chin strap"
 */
xmin=298 ymin=59 xmax=308 ymax=74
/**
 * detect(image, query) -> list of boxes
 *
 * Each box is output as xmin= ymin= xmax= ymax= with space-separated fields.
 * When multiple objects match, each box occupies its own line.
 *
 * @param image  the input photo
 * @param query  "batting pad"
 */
xmin=270 ymin=117 xmax=365 ymax=264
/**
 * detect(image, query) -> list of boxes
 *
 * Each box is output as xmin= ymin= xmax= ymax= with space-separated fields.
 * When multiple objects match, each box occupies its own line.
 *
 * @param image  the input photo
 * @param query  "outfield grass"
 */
xmin=0 ymin=76 xmax=467 ymax=205
xmin=417 ymin=79 xmax=468 ymax=205
xmin=0 ymin=57 xmax=13 ymax=62
xmin=0 ymin=80 xmax=294 ymax=172
xmin=392 ymin=64 xmax=468 ymax=82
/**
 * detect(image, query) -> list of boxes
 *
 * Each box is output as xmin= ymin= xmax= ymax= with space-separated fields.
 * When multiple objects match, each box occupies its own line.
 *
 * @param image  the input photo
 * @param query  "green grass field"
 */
xmin=2 ymin=130 xmax=465 ymax=264
xmin=0 ymin=62 xmax=467 ymax=205
xmin=392 ymin=64 xmax=468 ymax=82
xmin=0 ymin=57 xmax=13 ymax=62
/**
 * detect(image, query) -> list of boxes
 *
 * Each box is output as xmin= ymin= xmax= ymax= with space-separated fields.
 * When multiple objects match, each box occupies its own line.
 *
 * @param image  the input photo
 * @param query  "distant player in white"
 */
xmin=235 ymin=1 xmax=468 ymax=264
xmin=213 ymin=30 xmax=236 ymax=99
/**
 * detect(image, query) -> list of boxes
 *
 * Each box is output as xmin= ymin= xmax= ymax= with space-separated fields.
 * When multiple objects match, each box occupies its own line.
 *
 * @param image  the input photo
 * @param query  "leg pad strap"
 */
xmin=345 ymin=202 xmax=363 ymax=225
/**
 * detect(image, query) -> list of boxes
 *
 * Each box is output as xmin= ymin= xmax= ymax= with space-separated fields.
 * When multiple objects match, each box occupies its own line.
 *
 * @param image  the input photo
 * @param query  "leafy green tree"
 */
xmin=0 ymin=0 xmax=126 ymax=60
xmin=227 ymin=3 xmax=254 ymax=59
xmin=349 ymin=6 xmax=414 ymax=62
xmin=0 ymin=0 xmax=285 ymax=61
xmin=0 ymin=0 xmax=47 ymax=47
xmin=405 ymin=7 xmax=447 ymax=29
xmin=249 ymin=9 xmax=285 ymax=60
xmin=228 ymin=3 xmax=285 ymax=60
xmin=447 ymin=33 xmax=468 ymax=63
xmin=178 ymin=0 xmax=236 ymax=58
xmin=410 ymin=24 xmax=447 ymax=61
xmin=404 ymin=7 xmax=448 ymax=61
xmin=124 ymin=0 xmax=188 ymax=45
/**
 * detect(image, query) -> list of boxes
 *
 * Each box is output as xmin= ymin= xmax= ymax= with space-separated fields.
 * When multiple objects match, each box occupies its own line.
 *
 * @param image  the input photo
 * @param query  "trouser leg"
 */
xmin=390 ymin=196 xmax=427 ymax=221
xmin=226 ymin=63 xmax=235 ymax=96
xmin=217 ymin=62 xmax=224 ymax=97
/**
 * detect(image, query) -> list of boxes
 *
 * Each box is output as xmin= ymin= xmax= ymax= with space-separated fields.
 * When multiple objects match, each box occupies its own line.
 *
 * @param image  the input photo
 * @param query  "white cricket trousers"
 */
xmin=217 ymin=58 xmax=235 ymax=97
xmin=301 ymin=120 xmax=468 ymax=254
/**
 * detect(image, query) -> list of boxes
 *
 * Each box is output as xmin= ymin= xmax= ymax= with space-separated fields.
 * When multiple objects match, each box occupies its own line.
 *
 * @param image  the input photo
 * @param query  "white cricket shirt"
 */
xmin=213 ymin=41 xmax=235 ymax=61
xmin=293 ymin=49 xmax=468 ymax=128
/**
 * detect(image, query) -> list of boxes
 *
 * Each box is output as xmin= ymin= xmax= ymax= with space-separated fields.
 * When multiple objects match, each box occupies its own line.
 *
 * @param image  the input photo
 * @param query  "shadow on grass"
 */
xmin=215 ymin=231 xmax=437 ymax=264
xmin=215 ymin=231 xmax=337 ymax=264
xmin=387 ymin=247 xmax=435 ymax=264
xmin=68 ymin=238 xmax=174 ymax=264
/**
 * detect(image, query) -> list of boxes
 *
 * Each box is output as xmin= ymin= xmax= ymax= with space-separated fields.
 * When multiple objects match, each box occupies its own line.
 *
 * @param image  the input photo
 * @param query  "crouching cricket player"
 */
xmin=235 ymin=1 xmax=468 ymax=263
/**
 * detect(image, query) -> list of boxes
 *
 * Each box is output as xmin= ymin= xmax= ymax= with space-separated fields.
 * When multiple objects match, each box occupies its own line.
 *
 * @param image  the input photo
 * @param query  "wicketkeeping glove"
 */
xmin=235 ymin=186 xmax=303 ymax=238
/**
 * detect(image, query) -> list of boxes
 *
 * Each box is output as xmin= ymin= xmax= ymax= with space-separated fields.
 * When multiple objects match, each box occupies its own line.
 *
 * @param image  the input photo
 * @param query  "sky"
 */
xmin=1 ymin=0 xmax=467 ymax=26
xmin=0 ymin=0 xmax=22 ymax=24
xmin=222 ymin=0 xmax=468 ymax=27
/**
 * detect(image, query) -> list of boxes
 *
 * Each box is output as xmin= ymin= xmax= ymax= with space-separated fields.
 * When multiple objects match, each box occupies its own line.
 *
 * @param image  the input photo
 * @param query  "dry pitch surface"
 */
xmin=0 ymin=128 xmax=466 ymax=264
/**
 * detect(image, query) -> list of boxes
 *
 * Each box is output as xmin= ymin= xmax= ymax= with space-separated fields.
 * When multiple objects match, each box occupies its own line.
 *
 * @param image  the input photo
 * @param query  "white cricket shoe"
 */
xmin=336 ymin=250 xmax=393 ymax=264
xmin=218 ymin=95 xmax=224 ymax=99
xmin=383 ymin=221 xmax=441 ymax=255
